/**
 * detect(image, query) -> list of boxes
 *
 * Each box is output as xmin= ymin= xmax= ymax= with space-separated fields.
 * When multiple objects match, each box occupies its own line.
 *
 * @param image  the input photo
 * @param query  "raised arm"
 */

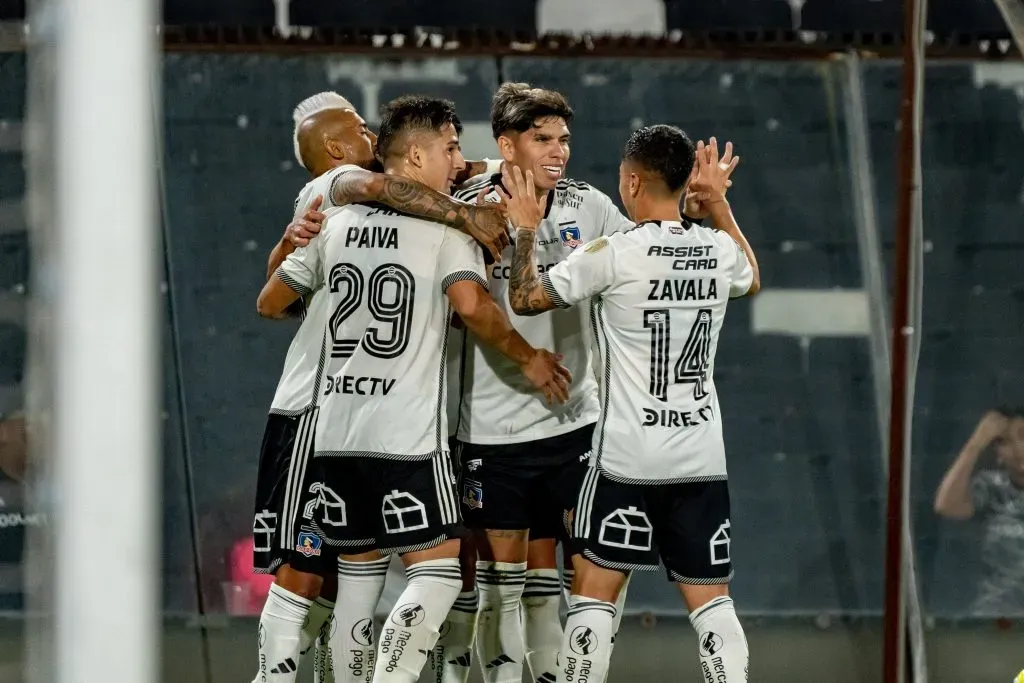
xmin=934 ymin=411 xmax=1007 ymax=519
xmin=690 ymin=138 xmax=760 ymax=296
xmin=331 ymin=167 xmax=510 ymax=261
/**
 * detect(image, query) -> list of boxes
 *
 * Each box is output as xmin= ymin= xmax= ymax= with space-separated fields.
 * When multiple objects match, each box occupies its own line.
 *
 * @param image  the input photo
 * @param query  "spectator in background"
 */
xmin=935 ymin=407 xmax=1024 ymax=615
xmin=0 ymin=411 xmax=30 ymax=610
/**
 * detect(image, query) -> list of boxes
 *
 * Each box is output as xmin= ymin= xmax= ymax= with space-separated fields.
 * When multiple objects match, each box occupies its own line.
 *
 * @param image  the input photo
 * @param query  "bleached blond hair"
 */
xmin=292 ymin=91 xmax=356 ymax=169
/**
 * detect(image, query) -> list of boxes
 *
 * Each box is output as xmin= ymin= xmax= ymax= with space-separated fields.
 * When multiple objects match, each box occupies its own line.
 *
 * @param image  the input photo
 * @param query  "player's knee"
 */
xmin=526 ymin=537 xmax=558 ymax=569
xmin=275 ymin=563 xmax=324 ymax=600
xmin=572 ymin=558 xmax=627 ymax=604
xmin=401 ymin=537 xmax=461 ymax=567
xmin=678 ymin=582 xmax=730 ymax=613
xmin=474 ymin=528 xmax=528 ymax=563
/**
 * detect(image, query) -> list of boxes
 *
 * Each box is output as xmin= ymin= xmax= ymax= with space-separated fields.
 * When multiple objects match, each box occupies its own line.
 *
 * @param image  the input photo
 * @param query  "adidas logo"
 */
xmin=270 ymin=657 xmax=297 ymax=674
xmin=448 ymin=653 xmax=472 ymax=667
xmin=485 ymin=654 xmax=516 ymax=669
xmin=537 ymin=673 xmax=558 ymax=683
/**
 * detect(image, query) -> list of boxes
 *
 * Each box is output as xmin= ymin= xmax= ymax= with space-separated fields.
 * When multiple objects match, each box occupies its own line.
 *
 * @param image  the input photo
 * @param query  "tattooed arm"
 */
xmin=330 ymin=167 xmax=508 ymax=261
xmin=508 ymin=228 xmax=558 ymax=317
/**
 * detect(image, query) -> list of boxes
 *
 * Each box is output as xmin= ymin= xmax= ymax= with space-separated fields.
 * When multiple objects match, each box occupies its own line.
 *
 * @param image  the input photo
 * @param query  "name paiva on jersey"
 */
xmin=642 ymin=404 xmax=715 ymax=428
xmin=323 ymin=375 xmax=396 ymax=396
xmin=647 ymin=278 xmax=718 ymax=301
xmin=647 ymin=245 xmax=718 ymax=272
xmin=491 ymin=262 xmax=557 ymax=280
xmin=345 ymin=225 xmax=399 ymax=250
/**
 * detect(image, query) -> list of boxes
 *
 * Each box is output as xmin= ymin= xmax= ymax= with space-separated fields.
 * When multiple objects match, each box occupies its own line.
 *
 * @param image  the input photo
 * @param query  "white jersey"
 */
xmin=452 ymin=174 xmax=634 ymax=444
xmin=542 ymin=220 xmax=754 ymax=483
xmin=277 ymin=203 xmax=487 ymax=460
xmin=268 ymin=164 xmax=362 ymax=414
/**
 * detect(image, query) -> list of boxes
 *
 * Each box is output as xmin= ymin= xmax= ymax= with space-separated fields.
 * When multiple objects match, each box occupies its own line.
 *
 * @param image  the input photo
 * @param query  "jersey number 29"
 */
xmin=642 ymin=308 xmax=712 ymax=402
xmin=328 ymin=262 xmax=415 ymax=360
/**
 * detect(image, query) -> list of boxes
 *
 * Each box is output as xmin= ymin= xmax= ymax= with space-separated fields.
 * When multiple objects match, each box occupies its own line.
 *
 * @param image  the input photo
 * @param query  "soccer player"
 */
xmin=450 ymin=83 xmax=634 ymax=683
xmin=505 ymin=129 xmax=760 ymax=682
xmin=257 ymin=95 xmax=572 ymax=683
xmin=252 ymin=91 xmax=513 ymax=683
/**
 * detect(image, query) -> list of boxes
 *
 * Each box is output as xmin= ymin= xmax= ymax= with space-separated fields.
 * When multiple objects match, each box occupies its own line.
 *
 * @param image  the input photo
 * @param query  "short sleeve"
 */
xmin=971 ymin=471 xmax=999 ymax=515
xmin=727 ymin=237 xmax=754 ymax=298
xmin=321 ymin=164 xmax=363 ymax=210
xmin=438 ymin=229 xmax=488 ymax=293
xmin=594 ymin=189 xmax=635 ymax=238
xmin=276 ymin=241 xmax=323 ymax=297
xmin=542 ymin=235 xmax=617 ymax=308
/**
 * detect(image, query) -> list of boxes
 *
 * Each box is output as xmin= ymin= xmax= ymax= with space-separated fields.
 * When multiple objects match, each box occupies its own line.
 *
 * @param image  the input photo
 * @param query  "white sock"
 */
xmin=308 ymin=597 xmax=336 ymax=683
xmin=560 ymin=568 xmax=574 ymax=610
xmin=522 ymin=568 xmax=562 ymax=683
xmin=333 ymin=555 xmax=391 ymax=683
xmin=600 ymin=573 xmax=630 ymax=683
xmin=430 ymin=588 xmax=478 ymax=683
xmin=689 ymin=596 xmax=748 ymax=682
xmin=372 ymin=558 xmax=462 ymax=683
xmin=475 ymin=561 xmax=527 ymax=683
xmin=253 ymin=583 xmax=313 ymax=683
xmin=555 ymin=596 xmax=615 ymax=683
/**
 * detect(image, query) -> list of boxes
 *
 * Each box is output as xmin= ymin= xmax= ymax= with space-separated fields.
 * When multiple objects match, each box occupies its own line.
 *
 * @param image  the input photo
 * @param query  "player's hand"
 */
xmin=520 ymin=349 xmax=573 ymax=405
xmin=496 ymin=165 xmax=546 ymax=232
xmin=687 ymin=138 xmax=732 ymax=212
xmin=684 ymin=140 xmax=739 ymax=220
xmin=972 ymin=411 xmax=1009 ymax=446
xmin=466 ymin=193 xmax=511 ymax=264
xmin=285 ymin=195 xmax=325 ymax=248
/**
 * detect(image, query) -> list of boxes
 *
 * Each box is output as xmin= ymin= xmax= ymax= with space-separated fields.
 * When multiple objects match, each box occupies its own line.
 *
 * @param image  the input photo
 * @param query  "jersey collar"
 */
xmin=636 ymin=218 xmax=693 ymax=230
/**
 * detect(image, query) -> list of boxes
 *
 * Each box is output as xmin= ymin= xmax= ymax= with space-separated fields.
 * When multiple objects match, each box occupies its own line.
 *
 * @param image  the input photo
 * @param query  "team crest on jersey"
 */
xmin=559 ymin=223 xmax=582 ymax=249
xmin=463 ymin=479 xmax=483 ymax=509
xmin=295 ymin=531 xmax=322 ymax=557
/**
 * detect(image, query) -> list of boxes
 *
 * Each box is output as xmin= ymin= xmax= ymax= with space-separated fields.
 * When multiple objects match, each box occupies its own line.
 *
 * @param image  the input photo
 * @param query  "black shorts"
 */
xmin=572 ymin=470 xmax=733 ymax=584
xmin=290 ymin=451 xmax=462 ymax=573
xmin=459 ymin=424 xmax=593 ymax=540
xmin=252 ymin=410 xmax=319 ymax=575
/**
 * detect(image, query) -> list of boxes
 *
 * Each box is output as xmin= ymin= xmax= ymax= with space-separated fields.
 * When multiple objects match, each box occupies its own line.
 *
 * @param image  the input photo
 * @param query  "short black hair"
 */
xmin=490 ymin=82 xmax=574 ymax=138
xmin=996 ymin=405 xmax=1024 ymax=419
xmin=622 ymin=124 xmax=696 ymax=193
xmin=376 ymin=95 xmax=462 ymax=161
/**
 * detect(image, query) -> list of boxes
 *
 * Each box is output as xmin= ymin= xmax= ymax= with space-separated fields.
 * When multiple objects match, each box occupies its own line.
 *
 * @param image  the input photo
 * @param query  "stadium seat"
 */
xmin=291 ymin=0 xmax=537 ymax=32
xmin=665 ymin=0 xmax=792 ymax=31
xmin=0 ymin=0 xmax=24 ymax=21
xmin=929 ymin=0 xmax=1011 ymax=35
xmin=0 ymin=321 xmax=24 ymax=384
xmin=802 ymin=0 xmax=902 ymax=32
xmin=163 ymin=0 xmax=275 ymax=26
xmin=0 ymin=55 xmax=25 ymax=121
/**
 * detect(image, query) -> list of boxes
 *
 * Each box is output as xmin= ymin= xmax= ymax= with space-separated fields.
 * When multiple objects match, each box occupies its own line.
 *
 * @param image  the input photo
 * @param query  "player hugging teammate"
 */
xmin=250 ymin=84 xmax=757 ymax=683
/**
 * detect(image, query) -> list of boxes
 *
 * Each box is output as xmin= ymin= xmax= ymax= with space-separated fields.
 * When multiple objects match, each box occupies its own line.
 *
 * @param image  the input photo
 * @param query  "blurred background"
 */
xmin=0 ymin=0 xmax=1022 ymax=681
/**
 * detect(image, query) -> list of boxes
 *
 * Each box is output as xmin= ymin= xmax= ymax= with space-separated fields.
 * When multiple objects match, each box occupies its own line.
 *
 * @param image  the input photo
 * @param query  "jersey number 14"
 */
xmin=328 ymin=262 xmax=415 ymax=360
xmin=643 ymin=308 xmax=712 ymax=402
